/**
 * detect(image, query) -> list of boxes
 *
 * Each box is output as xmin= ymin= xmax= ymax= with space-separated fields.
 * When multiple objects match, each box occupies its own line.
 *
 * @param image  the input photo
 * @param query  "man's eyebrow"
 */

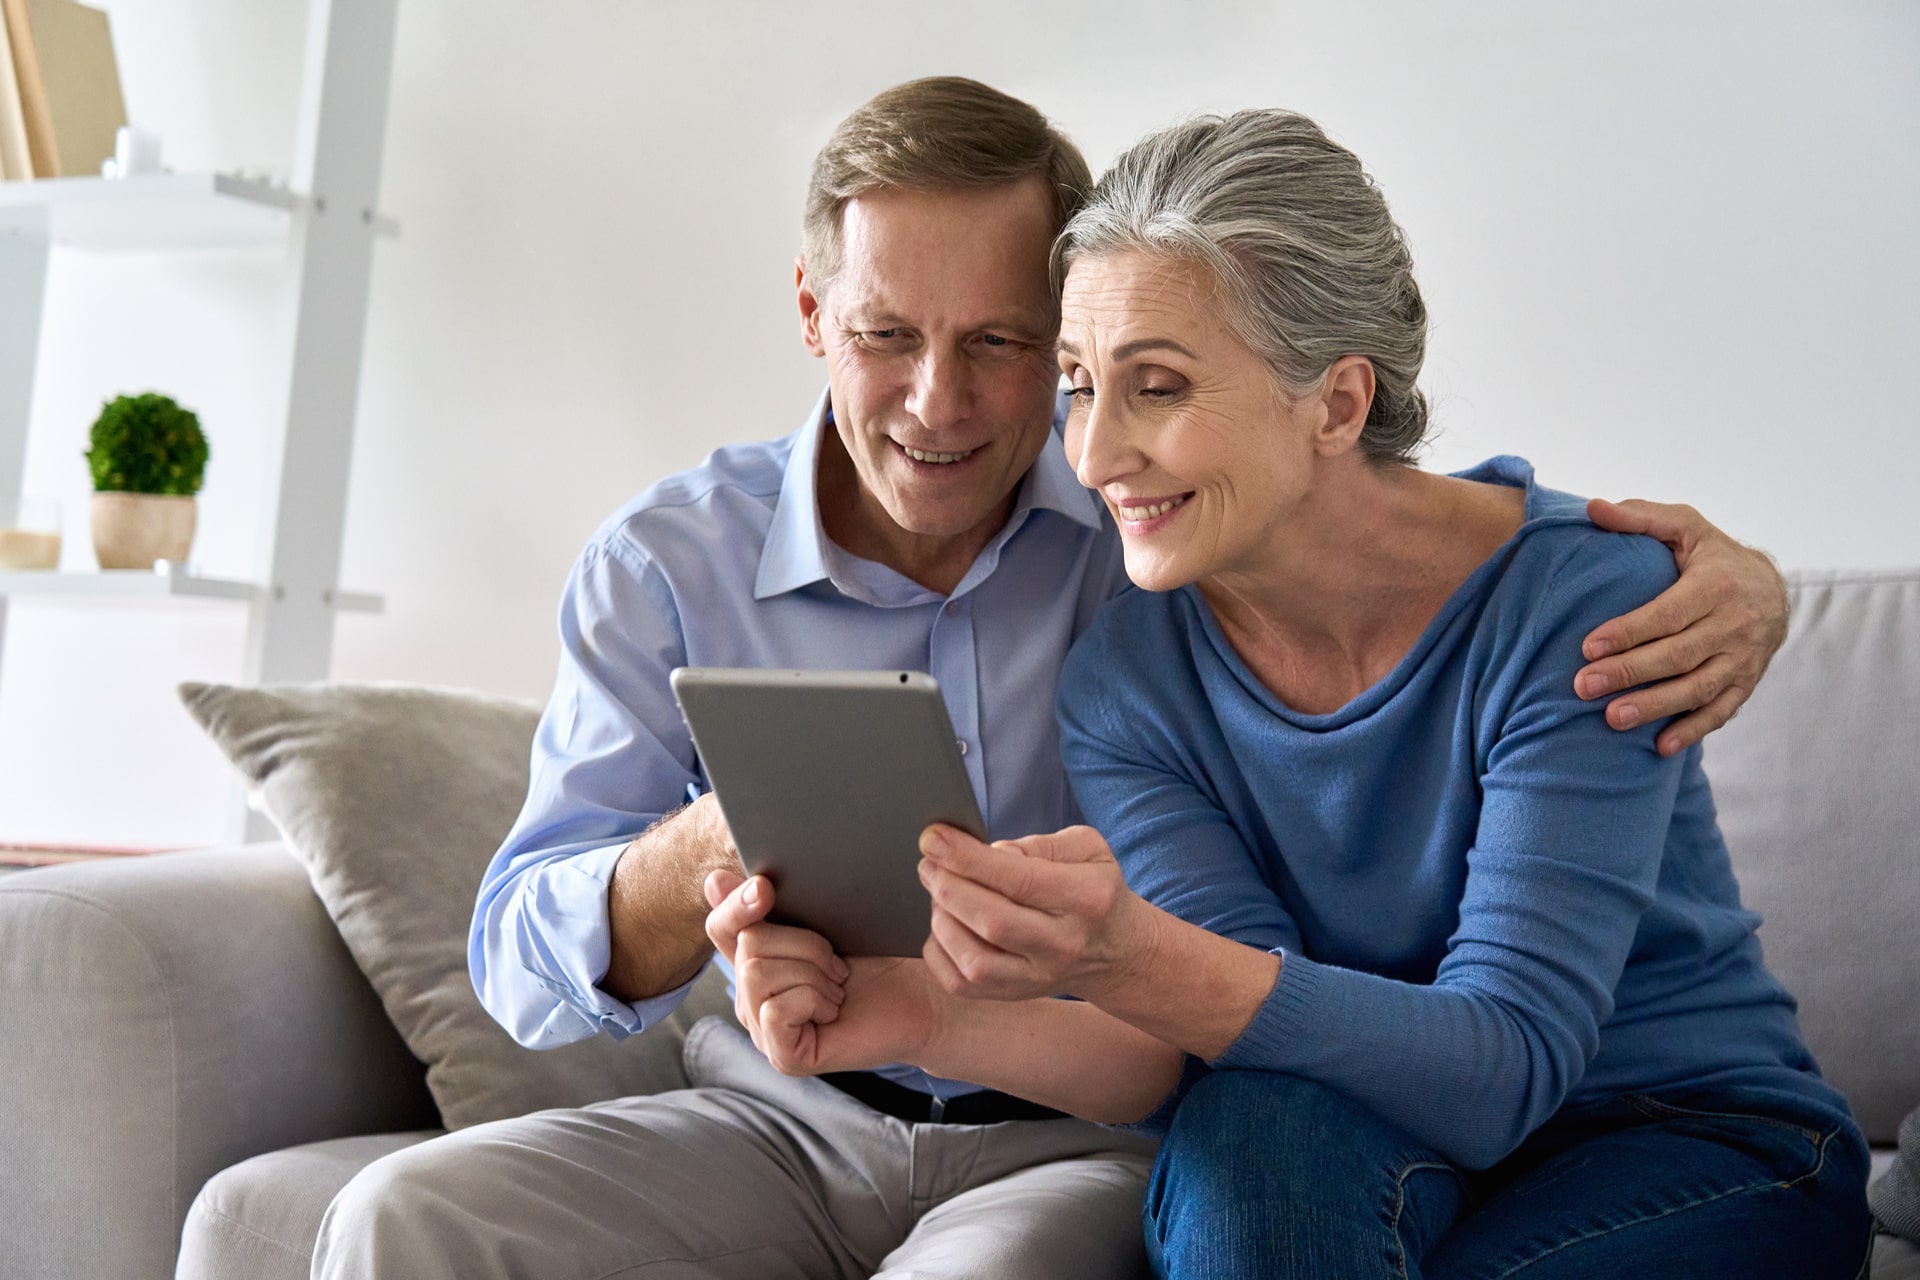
xmin=1056 ymin=337 xmax=1199 ymax=362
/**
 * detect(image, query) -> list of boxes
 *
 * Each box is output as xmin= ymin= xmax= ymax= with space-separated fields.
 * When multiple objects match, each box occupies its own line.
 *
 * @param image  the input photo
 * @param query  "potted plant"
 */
xmin=84 ymin=392 xmax=210 ymax=570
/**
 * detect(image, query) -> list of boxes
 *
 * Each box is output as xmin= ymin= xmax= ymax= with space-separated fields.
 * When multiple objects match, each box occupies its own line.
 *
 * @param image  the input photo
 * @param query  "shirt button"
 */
xmin=956 ymin=739 xmax=969 ymax=756
xmin=944 ymin=599 xmax=961 ymax=616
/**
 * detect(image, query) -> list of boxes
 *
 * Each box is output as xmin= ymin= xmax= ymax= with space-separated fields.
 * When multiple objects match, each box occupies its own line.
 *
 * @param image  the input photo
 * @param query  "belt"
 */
xmin=820 ymin=1071 xmax=1069 ymax=1125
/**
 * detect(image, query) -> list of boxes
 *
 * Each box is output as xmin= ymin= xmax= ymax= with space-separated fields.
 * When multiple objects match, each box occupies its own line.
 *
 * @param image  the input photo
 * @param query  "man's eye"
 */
xmin=981 ymin=334 xmax=1009 ymax=347
xmin=870 ymin=329 xmax=900 ymax=340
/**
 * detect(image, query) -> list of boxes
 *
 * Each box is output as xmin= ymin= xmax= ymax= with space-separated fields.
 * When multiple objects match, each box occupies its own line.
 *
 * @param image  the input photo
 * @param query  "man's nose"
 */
xmin=905 ymin=348 xmax=970 ymax=432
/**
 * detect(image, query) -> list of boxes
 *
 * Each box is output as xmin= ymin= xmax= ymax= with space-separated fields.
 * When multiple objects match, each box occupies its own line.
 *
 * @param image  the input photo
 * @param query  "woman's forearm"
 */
xmin=1092 ymin=897 xmax=1283 ymax=1061
xmin=918 ymin=995 xmax=1186 ymax=1124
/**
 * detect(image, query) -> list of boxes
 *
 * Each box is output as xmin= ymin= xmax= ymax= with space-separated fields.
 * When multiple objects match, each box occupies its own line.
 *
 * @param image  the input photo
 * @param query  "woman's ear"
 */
xmin=1313 ymin=356 xmax=1376 ymax=456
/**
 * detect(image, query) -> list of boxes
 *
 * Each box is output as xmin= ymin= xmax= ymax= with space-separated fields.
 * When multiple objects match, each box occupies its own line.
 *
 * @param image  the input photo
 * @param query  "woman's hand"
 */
xmin=1580 ymin=497 xmax=1789 ymax=755
xmin=917 ymin=823 xmax=1154 ymax=1004
xmin=704 ymin=869 xmax=943 ymax=1076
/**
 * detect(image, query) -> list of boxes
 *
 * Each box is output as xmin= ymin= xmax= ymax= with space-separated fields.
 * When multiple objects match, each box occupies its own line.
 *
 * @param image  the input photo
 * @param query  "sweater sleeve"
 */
xmin=1059 ymin=630 xmax=1306 ymax=959
xmin=1214 ymin=534 xmax=1684 ymax=1168
xmin=1067 ymin=535 xmax=1688 ymax=1169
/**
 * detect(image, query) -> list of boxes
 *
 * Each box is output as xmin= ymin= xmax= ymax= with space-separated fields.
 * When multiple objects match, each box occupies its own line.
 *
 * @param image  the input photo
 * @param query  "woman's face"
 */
xmin=1057 ymin=250 xmax=1320 ymax=593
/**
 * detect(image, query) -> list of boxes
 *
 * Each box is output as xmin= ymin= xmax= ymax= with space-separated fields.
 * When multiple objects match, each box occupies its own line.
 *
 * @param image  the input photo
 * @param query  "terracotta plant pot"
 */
xmin=91 ymin=492 xmax=197 ymax=570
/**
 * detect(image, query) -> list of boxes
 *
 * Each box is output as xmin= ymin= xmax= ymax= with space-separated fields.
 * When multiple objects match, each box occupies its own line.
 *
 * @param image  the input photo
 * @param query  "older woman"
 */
xmin=713 ymin=110 xmax=1871 ymax=1278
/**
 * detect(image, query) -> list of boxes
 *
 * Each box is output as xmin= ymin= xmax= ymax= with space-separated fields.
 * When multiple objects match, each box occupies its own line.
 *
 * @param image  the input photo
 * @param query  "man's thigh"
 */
xmin=312 ymin=1083 xmax=874 ymax=1280
xmin=876 ymin=1148 xmax=1155 ymax=1280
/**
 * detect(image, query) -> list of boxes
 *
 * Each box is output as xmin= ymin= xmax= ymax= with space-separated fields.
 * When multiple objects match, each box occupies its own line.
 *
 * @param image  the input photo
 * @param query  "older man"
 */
xmin=314 ymin=77 xmax=1787 ymax=1278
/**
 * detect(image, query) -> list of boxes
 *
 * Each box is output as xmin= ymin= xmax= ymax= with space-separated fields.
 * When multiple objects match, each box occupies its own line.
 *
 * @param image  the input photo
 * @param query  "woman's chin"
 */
xmin=1121 ymin=551 xmax=1200 ymax=595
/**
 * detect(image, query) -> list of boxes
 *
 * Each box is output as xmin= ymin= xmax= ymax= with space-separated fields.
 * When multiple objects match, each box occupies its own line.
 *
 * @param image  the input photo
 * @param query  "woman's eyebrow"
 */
xmin=1056 ymin=337 xmax=1199 ymax=362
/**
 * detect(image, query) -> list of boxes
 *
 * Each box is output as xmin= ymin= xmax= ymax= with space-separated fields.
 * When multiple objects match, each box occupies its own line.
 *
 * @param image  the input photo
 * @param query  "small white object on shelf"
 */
xmin=107 ymin=126 xmax=163 ymax=178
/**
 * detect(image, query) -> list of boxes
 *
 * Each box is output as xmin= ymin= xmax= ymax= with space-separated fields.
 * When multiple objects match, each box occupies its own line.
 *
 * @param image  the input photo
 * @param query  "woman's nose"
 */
xmin=1071 ymin=395 xmax=1136 ymax=490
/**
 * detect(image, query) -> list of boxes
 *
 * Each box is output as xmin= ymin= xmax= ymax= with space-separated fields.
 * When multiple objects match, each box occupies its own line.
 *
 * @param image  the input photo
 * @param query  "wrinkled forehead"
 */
xmin=825 ymin=183 xmax=1060 ymax=334
xmin=1058 ymin=251 xmax=1224 ymax=357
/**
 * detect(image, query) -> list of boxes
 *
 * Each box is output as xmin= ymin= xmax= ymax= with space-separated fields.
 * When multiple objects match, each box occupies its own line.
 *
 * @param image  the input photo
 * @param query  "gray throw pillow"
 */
xmin=179 ymin=681 xmax=732 ymax=1130
xmin=1876 ymin=1105 xmax=1920 ymax=1244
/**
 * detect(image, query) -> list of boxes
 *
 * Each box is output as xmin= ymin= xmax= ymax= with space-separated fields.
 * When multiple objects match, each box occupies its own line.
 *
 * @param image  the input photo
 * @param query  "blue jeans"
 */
xmin=1144 ymin=1071 xmax=1872 ymax=1279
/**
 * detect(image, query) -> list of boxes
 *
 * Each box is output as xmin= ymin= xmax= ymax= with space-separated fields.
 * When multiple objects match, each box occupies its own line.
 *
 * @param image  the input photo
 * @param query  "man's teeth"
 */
xmin=1119 ymin=495 xmax=1189 ymax=521
xmin=905 ymin=446 xmax=974 ymax=465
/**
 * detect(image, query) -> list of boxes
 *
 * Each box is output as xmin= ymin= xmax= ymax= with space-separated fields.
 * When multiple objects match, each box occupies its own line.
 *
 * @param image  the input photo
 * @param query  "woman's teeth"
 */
xmin=905 ymin=446 xmax=974 ymax=464
xmin=1119 ymin=495 xmax=1189 ymax=521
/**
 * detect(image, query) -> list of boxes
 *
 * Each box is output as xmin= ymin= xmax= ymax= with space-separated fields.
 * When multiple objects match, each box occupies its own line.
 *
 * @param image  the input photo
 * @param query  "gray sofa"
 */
xmin=1 ymin=569 xmax=1915 ymax=1279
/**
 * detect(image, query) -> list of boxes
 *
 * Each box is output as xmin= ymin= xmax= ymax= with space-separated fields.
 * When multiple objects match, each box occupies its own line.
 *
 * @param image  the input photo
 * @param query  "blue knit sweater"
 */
xmin=1058 ymin=457 xmax=1844 ymax=1169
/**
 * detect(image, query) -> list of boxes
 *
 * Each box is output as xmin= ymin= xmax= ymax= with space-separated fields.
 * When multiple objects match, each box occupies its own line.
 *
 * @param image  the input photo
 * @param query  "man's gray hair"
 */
xmin=804 ymin=77 xmax=1092 ymax=299
xmin=1054 ymin=110 xmax=1430 ymax=464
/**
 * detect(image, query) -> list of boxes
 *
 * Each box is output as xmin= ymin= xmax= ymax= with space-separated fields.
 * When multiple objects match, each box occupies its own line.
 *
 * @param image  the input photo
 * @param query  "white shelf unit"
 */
xmin=0 ymin=563 xmax=384 ymax=610
xmin=0 ymin=172 xmax=297 ymax=248
xmin=0 ymin=0 xmax=403 ymax=840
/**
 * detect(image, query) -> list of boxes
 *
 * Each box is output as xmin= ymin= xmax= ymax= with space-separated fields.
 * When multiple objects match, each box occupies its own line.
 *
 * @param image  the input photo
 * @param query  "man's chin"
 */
xmin=876 ymin=492 xmax=1009 ymax=540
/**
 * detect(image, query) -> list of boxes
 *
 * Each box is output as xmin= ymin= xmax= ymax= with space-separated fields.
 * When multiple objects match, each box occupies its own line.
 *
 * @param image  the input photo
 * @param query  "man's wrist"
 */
xmin=906 ymin=962 xmax=962 ymax=1072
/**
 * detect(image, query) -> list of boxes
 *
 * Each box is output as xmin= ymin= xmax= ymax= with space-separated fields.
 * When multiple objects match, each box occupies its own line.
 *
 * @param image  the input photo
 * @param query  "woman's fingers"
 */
xmin=921 ymin=826 xmax=1052 ymax=906
xmin=925 ymin=903 xmax=1040 ymax=998
xmin=919 ymin=856 xmax=1059 ymax=958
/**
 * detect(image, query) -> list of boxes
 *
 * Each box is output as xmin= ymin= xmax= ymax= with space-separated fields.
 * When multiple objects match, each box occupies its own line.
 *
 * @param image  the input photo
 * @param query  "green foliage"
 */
xmin=85 ymin=393 xmax=210 ymax=496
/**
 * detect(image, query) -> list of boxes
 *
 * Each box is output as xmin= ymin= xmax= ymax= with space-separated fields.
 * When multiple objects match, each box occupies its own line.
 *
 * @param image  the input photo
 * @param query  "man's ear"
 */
xmin=796 ymin=257 xmax=827 ymax=358
xmin=1312 ymin=356 xmax=1376 ymax=456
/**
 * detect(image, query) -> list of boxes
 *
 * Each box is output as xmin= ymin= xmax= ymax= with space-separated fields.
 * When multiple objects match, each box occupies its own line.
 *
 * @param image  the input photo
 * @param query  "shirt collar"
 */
xmin=753 ymin=388 xmax=838 ymax=600
xmin=752 ymin=388 xmax=1107 ymax=602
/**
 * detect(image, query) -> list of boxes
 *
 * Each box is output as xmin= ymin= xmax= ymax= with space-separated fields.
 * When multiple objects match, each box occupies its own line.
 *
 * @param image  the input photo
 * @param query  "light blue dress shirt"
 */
xmin=470 ymin=390 xmax=1125 ymax=1095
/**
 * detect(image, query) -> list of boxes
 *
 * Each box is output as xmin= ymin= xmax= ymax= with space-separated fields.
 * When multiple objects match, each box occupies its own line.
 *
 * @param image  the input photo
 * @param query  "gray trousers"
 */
xmin=312 ymin=1018 xmax=1157 ymax=1279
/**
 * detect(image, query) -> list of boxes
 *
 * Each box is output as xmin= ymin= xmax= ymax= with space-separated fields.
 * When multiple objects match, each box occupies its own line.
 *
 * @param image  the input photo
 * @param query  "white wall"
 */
xmin=3 ymin=0 xmax=1916 ymax=846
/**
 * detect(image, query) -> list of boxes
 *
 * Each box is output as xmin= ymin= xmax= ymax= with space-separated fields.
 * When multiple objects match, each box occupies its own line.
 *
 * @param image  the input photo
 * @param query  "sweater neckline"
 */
xmin=1183 ymin=456 xmax=1589 ymax=731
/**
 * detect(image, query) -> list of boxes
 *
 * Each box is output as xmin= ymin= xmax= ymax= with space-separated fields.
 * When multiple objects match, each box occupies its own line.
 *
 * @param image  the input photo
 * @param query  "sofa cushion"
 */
xmin=177 ymin=1130 xmax=442 ymax=1280
xmin=1875 ymin=1106 xmax=1920 ymax=1246
xmin=1877 ymin=1234 xmax=1920 ymax=1280
xmin=1701 ymin=570 xmax=1920 ymax=1146
xmin=180 ymin=682 xmax=733 ymax=1130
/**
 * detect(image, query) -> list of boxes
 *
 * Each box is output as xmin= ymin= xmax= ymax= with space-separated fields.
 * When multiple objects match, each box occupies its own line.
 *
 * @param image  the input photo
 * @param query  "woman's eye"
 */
xmin=1065 ymin=385 xmax=1094 ymax=401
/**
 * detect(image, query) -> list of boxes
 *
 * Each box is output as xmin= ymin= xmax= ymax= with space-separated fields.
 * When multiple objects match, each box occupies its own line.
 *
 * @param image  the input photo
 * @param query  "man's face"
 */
xmin=799 ymin=179 xmax=1062 ymax=580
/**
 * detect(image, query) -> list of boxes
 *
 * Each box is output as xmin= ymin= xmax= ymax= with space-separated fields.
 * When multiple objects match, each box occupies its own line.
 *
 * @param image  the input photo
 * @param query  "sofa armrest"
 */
xmin=0 ymin=844 xmax=436 ymax=1280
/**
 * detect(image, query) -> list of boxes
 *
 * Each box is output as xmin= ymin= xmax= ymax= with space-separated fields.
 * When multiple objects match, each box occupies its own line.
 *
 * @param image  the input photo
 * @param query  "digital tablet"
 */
xmin=669 ymin=667 xmax=987 ymax=957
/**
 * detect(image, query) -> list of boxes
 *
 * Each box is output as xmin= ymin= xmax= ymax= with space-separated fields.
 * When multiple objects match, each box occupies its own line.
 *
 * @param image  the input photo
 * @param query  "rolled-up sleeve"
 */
xmin=469 ymin=534 xmax=711 ymax=1049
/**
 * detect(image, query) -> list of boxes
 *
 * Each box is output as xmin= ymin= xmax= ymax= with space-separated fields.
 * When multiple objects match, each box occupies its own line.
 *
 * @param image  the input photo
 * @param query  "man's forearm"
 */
xmin=603 ymin=795 xmax=741 ymax=1002
xmin=919 ymin=995 xmax=1185 ymax=1124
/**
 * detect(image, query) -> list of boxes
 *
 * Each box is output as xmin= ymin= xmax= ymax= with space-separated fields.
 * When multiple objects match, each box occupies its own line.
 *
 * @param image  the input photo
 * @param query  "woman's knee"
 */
xmin=1158 ymin=1071 xmax=1424 ymax=1189
xmin=1146 ymin=1072 xmax=1462 ymax=1278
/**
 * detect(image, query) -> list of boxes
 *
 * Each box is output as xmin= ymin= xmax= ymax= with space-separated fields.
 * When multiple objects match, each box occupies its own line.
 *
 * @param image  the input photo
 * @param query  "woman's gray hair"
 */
xmin=1054 ymin=110 xmax=1430 ymax=463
